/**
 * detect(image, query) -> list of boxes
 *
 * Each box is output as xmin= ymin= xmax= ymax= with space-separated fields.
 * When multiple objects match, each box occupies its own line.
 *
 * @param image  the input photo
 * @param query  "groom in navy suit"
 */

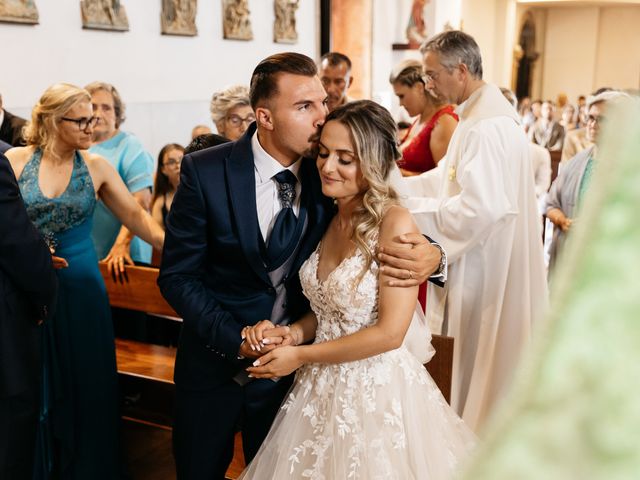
xmin=159 ymin=52 xmax=442 ymax=479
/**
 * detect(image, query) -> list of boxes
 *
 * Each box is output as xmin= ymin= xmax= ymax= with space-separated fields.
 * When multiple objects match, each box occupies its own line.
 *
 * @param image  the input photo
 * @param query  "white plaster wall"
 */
xmin=371 ymin=0 xmax=458 ymax=122
xmin=434 ymin=0 xmax=462 ymax=32
xmin=540 ymin=6 xmax=600 ymax=101
xmin=461 ymin=0 xmax=499 ymax=84
xmin=594 ymin=6 xmax=640 ymax=91
xmin=537 ymin=5 xmax=640 ymax=101
xmin=0 ymin=0 xmax=319 ymax=157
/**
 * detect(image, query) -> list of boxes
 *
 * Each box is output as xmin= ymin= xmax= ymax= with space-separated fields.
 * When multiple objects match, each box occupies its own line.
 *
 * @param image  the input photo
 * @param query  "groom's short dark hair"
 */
xmin=250 ymin=52 xmax=317 ymax=109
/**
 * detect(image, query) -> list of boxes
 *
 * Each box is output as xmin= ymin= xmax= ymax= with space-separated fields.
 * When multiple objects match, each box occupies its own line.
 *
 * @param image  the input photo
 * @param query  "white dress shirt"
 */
xmin=252 ymin=131 xmax=302 ymax=242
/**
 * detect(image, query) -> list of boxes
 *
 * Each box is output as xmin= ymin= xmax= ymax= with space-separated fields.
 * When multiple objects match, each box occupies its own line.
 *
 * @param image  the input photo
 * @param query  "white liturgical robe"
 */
xmin=396 ymin=83 xmax=548 ymax=431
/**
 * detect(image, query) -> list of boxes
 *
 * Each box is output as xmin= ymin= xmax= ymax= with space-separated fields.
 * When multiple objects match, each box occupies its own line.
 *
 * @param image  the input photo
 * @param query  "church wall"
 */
xmin=539 ymin=5 xmax=640 ymax=102
xmin=0 ymin=0 xmax=319 ymax=157
xmin=540 ymin=6 xmax=601 ymax=102
xmin=593 ymin=6 xmax=640 ymax=92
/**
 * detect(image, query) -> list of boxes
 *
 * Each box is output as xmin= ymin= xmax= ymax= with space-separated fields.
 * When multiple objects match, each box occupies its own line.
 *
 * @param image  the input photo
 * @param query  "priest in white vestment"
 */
xmin=397 ymin=31 xmax=548 ymax=431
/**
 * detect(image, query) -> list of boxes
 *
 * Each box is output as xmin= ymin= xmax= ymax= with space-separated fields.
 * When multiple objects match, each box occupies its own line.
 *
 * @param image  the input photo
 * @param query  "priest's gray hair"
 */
xmin=420 ymin=30 xmax=483 ymax=79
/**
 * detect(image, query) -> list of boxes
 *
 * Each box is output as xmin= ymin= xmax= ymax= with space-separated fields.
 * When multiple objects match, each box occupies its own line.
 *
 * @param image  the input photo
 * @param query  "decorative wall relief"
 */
xmin=406 ymin=0 xmax=429 ymax=48
xmin=273 ymin=0 xmax=298 ymax=44
xmin=222 ymin=0 xmax=252 ymax=41
xmin=0 ymin=0 xmax=39 ymax=25
xmin=80 ymin=0 xmax=129 ymax=31
xmin=161 ymin=0 xmax=197 ymax=36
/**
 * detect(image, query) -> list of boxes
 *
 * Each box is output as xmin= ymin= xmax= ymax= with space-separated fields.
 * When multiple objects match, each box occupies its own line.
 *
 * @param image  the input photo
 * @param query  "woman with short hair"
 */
xmin=210 ymin=84 xmax=255 ymax=141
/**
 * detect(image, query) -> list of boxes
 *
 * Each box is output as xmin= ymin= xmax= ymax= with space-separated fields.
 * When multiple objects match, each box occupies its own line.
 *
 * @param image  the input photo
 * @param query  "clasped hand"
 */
xmin=239 ymin=320 xmax=302 ymax=378
xmin=239 ymin=320 xmax=295 ymax=358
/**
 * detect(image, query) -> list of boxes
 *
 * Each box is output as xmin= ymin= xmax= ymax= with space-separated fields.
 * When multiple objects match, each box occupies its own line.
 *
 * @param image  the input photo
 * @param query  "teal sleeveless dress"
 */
xmin=18 ymin=149 xmax=120 ymax=479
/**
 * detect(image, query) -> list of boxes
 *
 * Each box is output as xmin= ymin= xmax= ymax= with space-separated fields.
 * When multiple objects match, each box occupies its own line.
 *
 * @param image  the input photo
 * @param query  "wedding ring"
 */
xmin=408 ymin=270 xmax=414 ymax=280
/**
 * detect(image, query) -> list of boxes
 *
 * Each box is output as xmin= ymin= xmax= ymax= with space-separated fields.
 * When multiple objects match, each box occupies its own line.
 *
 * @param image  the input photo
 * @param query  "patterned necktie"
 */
xmin=266 ymin=170 xmax=298 ymax=269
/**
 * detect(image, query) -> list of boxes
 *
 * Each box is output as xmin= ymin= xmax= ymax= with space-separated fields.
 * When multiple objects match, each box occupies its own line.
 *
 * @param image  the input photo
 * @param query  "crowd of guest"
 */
xmin=512 ymin=87 xmax=631 ymax=276
xmin=0 ymin=32 xmax=636 ymax=479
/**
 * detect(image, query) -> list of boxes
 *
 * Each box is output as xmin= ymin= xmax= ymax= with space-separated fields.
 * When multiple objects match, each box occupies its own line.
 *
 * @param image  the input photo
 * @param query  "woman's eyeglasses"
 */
xmin=61 ymin=116 xmax=99 ymax=131
xmin=226 ymin=114 xmax=255 ymax=127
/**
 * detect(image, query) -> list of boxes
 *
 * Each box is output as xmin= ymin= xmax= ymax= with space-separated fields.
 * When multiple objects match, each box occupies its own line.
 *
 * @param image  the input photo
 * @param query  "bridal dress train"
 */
xmin=239 ymin=233 xmax=475 ymax=480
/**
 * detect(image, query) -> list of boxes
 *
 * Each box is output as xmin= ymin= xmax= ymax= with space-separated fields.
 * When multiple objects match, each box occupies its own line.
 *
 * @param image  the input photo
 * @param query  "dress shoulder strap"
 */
xmin=426 ymin=105 xmax=458 ymax=131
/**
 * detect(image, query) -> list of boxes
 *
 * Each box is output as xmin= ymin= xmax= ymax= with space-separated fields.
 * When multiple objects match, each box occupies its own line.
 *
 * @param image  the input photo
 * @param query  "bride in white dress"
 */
xmin=239 ymin=100 xmax=475 ymax=479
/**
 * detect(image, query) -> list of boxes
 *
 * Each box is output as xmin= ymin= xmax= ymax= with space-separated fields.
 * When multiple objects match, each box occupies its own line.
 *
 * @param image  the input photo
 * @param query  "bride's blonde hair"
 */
xmin=322 ymin=100 xmax=401 ymax=280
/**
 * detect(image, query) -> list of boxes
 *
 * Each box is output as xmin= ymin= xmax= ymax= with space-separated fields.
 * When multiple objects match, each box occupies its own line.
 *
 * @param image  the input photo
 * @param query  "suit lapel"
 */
xmin=226 ymin=125 xmax=271 ymax=286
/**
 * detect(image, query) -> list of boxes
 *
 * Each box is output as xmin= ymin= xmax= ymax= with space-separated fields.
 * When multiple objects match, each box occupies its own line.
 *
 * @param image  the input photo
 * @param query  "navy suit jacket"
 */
xmin=0 ymin=110 xmax=27 ymax=147
xmin=0 ymin=153 xmax=57 ymax=397
xmin=158 ymin=124 xmax=333 ymax=390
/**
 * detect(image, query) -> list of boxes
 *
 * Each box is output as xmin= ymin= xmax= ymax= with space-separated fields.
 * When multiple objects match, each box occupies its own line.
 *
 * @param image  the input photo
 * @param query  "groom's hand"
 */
xmin=377 ymin=232 xmax=440 ymax=286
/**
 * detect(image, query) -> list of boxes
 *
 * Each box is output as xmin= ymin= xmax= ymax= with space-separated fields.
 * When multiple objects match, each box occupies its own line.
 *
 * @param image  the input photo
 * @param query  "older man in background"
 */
xmin=401 ymin=30 xmax=548 ymax=432
xmin=319 ymin=52 xmax=355 ymax=112
xmin=529 ymin=100 xmax=565 ymax=151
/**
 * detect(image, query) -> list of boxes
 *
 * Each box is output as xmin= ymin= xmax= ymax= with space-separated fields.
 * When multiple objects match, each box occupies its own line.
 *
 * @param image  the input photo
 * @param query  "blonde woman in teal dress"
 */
xmin=5 ymin=83 xmax=164 ymax=479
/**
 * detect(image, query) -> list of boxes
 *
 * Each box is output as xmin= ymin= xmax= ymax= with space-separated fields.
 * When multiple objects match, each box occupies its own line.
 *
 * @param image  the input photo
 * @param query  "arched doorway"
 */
xmin=515 ymin=13 xmax=538 ymax=100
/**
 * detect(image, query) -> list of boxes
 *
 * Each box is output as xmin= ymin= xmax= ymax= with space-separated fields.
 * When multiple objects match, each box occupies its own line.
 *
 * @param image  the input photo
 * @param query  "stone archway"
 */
xmin=515 ymin=12 xmax=538 ymax=100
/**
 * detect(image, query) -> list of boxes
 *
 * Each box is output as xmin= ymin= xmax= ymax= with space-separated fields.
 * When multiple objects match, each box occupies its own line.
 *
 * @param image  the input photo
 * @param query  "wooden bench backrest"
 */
xmin=99 ymin=262 xmax=179 ymax=318
xmin=425 ymin=334 xmax=454 ymax=404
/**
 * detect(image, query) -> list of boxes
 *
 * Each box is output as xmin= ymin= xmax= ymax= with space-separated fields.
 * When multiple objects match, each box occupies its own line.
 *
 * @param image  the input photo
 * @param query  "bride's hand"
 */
xmin=246 ymin=346 xmax=303 ymax=378
xmin=243 ymin=321 xmax=292 ymax=352
xmin=243 ymin=320 xmax=275 ymax=352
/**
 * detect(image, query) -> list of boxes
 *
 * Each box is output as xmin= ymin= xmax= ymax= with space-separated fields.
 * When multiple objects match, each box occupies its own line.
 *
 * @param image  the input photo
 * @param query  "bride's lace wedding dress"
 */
xmin=239 ymin=235 xmax=476 ymax=479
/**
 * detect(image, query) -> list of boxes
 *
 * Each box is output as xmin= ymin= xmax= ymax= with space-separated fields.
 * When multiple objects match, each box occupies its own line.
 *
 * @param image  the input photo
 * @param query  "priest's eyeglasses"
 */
xmin=61 ymin=116 xmax=99 ymax=132
xmin=422 ymin=67 xmax=449 ymax=83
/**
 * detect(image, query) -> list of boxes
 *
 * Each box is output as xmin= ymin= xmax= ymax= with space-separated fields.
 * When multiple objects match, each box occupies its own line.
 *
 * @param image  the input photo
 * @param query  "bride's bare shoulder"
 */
xmin=379 ymin=205 xmax=418 ymax=241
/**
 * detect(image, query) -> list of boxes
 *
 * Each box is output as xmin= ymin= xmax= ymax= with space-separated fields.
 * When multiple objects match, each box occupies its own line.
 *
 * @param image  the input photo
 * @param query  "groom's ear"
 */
xmin=255 ymin=106 xmax=274 ymax=131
